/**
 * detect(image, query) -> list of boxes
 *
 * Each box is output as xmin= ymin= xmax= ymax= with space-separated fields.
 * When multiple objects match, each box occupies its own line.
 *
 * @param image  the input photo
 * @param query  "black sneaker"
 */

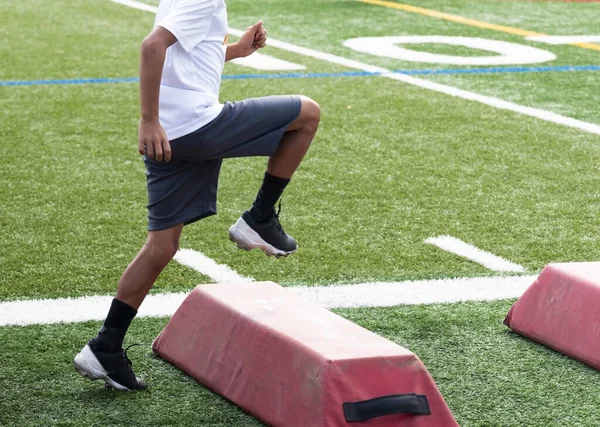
xmin=229 ymin=208 xmax=297 ymax=257
xmin=74 ymin=343 xmax=147 ymax=391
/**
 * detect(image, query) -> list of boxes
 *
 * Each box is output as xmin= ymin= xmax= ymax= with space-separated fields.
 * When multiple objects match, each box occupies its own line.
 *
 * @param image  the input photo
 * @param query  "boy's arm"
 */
xmin=225 ymin=21 xmax=267 ymax=61
xmin=138 ymin=27 xmax=177 ymax=162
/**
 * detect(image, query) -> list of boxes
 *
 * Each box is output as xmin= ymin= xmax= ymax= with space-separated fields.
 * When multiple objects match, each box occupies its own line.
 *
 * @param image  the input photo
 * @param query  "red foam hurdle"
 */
xmin=504 ymin=262 xmax=600 ymax=370
xmin=153 ymin=282 xmax=457 ymax=426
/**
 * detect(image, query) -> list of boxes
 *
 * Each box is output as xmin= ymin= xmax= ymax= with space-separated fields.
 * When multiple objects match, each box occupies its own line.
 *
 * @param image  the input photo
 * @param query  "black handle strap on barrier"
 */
xmin=343 ymin=393 xmax=431 ymax=422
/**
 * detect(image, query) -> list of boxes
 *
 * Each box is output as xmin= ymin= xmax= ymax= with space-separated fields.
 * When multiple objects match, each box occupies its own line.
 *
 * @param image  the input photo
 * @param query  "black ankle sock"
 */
xmin=250 ymin=172 xmax=290 ymax=223
xmin=91 ymin=298 xmax=137 ymax=352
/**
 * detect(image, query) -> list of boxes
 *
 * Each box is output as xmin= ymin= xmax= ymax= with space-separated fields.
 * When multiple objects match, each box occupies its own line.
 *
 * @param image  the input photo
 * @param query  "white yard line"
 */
xmin=292 ymin=275 xmax=535 ymax=308
xmin=526 ymin=35 xmax=600 ymax=45
xmin=108 ymin=0 xmax=158 ymax=13
xmin=0 ymin=293 xmax=187 ymax=327
xmin=425 ymin=235 xmax=526 ymax=272
xmin=174 ymin=248 xmax=254 ymax=283
xmin=109 ymin=0 xmax=600 ymax=136
xmin=0 ymin=275 xmax=535 ymax=326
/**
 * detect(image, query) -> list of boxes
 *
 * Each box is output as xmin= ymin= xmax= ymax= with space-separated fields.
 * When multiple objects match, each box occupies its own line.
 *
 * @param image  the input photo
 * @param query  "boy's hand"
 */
xmin=236 ymin=20 xmax=267 ymax=57
xmin=139 ymin=119 xmax=171 ymax=162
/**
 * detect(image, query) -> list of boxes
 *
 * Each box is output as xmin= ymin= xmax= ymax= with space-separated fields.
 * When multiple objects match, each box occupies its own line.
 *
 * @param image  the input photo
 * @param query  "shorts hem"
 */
xmin=147 ymin=203 xmax=217 ymax=231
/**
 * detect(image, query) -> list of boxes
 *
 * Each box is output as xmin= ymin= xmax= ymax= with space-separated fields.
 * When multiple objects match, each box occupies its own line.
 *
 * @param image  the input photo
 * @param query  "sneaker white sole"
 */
xmin=73 ymin=345 xmax=130 ymax=391
xmin=228 ymin=217 xmax=296 ymax=258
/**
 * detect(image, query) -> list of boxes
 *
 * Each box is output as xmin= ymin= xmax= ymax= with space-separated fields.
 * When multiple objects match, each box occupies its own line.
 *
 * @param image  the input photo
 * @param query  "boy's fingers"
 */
xmin=146 ymin=141 xmax=155 ymax=159
xmin=163 ymin=140 xmax=172 ymax=162
xmin=154 ymin=141 xmax=163 ymax=162
xmin=248 ymin=20 xmax=263 ymax=34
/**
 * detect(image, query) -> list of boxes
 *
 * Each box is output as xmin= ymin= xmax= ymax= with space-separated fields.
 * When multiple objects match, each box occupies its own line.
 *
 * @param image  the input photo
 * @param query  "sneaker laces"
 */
xmin=272 ymin=201 xmax=285 ymax=235
xmin=121 ymin=343 xmax=142 ymax=367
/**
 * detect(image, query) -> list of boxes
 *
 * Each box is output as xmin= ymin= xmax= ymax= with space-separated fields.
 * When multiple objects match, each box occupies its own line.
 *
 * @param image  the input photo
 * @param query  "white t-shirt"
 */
xmin=155 ymin=0 xmax=228 ymax=140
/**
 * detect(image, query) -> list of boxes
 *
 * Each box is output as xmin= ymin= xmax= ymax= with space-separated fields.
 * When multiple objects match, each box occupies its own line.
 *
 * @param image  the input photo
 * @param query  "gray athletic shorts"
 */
xmin=144 ymin=95 xmax=302 ymax=231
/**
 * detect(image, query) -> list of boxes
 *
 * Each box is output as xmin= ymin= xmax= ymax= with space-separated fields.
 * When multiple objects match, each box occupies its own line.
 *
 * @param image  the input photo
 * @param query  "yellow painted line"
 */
xmin=573 ymin=42 xmax=600 ymax=51
xmin=356 ymin=0 xmax=600 ymax=51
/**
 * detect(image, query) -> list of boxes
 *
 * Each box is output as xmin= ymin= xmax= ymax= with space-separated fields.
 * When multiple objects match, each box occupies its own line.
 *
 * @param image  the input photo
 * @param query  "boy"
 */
xmin=74 ymin=0 xmax=320 ymax=390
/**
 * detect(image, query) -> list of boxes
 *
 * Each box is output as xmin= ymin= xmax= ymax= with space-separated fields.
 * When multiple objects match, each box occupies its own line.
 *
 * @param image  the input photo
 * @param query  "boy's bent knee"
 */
xmin=298 ymin=96 xmax=321 ymax=131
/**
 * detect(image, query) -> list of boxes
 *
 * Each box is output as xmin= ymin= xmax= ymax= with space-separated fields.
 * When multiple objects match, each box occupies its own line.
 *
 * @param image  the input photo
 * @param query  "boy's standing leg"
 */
xmin=73 ymin=18 xmax=185 ymax=391
xmin=73 ymin=225 xmax=182 ymax=390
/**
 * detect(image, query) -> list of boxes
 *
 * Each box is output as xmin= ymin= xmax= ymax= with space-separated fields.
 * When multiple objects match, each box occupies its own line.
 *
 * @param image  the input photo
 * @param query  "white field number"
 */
xmin=234 ymin=34 xmax=600 ymax=70
xmin=343 ymin=36 xmax=556 ymax=65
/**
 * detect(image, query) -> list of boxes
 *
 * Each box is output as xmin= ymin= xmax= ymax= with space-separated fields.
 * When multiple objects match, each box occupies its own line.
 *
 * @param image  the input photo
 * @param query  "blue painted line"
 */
xmin=2 ymin=65 xmax=600 ymax=87
xmin=403 ymin=65 xmax=600 ymax=75
xmin=0 ymin=77 xmax=139 ymax=87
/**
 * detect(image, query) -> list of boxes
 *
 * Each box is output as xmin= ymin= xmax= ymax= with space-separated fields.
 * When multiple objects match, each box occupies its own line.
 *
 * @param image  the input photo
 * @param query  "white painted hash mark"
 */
xmin=174 ymin=248 xmax=254 ymax=283
xmin=425 ymin=235 xmax=526 ymax=273
xmin=231 ymin=52 xmax=306 ymax=71
xmin=0 ymin=275 xmax=536 ymax=326
xmin=110 ymin=0 xmax=600 ymax=136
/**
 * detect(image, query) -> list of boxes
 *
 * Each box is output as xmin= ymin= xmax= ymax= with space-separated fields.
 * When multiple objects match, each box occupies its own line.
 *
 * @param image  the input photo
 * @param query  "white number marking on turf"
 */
xmin=173 ymin=248 xmax=254 ymax=283
xmin=425 ymin=235 xmax=526 ymax=273
xmin=110 ymin=0 xmax=600 ymax=136
xmin=526 ymin=35 xmax=600 ymax=45
xmin=0 ymin=275 xmax=536 ymax=326
xmin=343 ymin=36 xmax=556 ymax=65
xmin=231 ymin=52 xmax=306 ymax=71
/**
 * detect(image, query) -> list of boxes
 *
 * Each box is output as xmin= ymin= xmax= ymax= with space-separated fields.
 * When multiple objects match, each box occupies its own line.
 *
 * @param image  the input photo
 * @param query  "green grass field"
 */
xmin=2 ymin=0 xmax=600 ymax=425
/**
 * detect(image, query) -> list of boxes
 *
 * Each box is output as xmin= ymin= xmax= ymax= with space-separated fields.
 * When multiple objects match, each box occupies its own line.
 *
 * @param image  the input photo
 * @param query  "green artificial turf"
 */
xmin=2 ymin=0 xmax=600 ymax=425
xmin=1 ymin=302 xmax=599 ymax=426
xmin=3 ymin=70 xmax=600 ymax=299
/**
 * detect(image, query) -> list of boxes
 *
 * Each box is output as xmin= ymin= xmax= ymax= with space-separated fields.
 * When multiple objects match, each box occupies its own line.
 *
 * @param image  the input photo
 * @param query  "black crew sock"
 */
xmin=90 ymin=298 xmax=137 ymax=352
xmin=250 ymin=172 xmax=290 ymax=223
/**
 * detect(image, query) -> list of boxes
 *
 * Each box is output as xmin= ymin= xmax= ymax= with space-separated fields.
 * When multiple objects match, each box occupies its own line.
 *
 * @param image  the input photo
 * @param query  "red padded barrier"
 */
xmin=153 ymin=282 xmax=458 ymax=426
xmin=504 ymin=262 xmax=600 ymax=370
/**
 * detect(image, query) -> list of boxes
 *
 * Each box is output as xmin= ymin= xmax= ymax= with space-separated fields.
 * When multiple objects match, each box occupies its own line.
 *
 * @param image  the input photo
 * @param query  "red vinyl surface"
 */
xmin=505 ymin=262 xmax=600 ymax=370
xmin=153 ymin=281 xmax=458 ymax=426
